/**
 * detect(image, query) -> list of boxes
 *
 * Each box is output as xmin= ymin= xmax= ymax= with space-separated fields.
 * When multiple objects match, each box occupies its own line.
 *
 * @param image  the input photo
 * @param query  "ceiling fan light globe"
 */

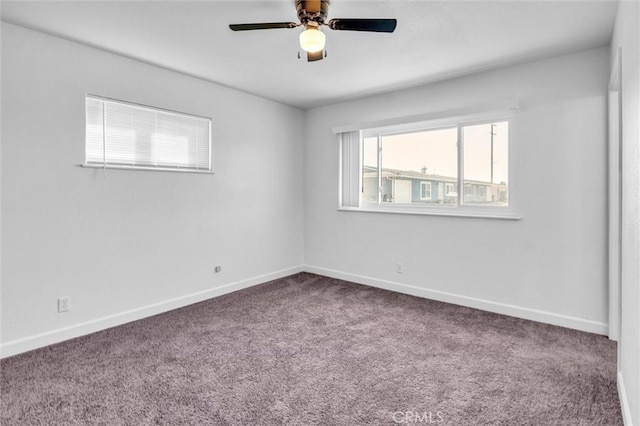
xmin=299 ymin=28 xmax=326 ymax=53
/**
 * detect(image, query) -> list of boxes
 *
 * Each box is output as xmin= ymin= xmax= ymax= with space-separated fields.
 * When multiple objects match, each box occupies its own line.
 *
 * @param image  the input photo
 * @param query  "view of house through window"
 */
xmin=361 ymin=121 xmax=508 ymax=208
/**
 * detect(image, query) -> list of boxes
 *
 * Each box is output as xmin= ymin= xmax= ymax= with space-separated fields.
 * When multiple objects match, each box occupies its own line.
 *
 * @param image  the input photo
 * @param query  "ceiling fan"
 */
xmin=229 ymin=0 xmax=397 ymax=62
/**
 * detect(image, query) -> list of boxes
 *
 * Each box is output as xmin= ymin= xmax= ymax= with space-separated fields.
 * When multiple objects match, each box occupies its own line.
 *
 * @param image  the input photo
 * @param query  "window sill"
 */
xmin=78 ymin=164 xmax=214 ymax=174
xmin=338 ymin=205 xmax=522 ymax=220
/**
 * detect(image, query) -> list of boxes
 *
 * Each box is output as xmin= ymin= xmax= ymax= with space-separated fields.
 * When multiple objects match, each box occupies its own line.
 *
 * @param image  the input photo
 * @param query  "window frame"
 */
xmin=445 ymin=183 xmax=456 ymax=197
xmin=83 ymin=94 xmax=213 ymax=174
xmin=420 ymin=182 xmax=432 ymax=200
xmin=339 ymin=109 xmax=520 ymax=220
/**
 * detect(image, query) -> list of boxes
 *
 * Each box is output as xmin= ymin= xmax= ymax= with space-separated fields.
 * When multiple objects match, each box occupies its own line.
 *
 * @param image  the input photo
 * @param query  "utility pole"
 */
xmin=490 ymin=123 xmax=496 ymax=184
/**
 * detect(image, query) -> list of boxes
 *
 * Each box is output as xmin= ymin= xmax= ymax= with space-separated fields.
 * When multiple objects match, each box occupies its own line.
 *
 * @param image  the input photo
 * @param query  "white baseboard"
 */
xmin=0 ymin=266 xmax=304 ymax=359
xmin=304 ymin=265 xmax=609 ymax=336
xmin=618 ymin=371 xmax=634 ymax=426
xmin=0 ymin=264 xmax=610 ymax=359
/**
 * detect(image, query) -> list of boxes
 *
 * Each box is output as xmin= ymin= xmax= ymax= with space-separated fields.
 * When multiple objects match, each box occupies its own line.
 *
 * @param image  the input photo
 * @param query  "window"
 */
xmin=462 ymin=122 xmax=508 ymax=206
xmin=420 ymin=182 xmax=432 ymax=200
xmin=340 ymin=110 xmax=516 ymax=218
xmin=445 ymin=183 xmax=456 ymax=196
xmin=85 ymin=95 xmax=211 ymax=172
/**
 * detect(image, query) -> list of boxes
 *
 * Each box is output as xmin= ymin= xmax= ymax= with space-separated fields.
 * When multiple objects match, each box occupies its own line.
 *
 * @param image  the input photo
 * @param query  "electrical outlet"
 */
xmin=396 ymin=263 xmax=404 ymax=274
xmin=58 ymin=296 xmax=70 ymax=313
xmin=214 ymin=265 xmax=222 ymax=273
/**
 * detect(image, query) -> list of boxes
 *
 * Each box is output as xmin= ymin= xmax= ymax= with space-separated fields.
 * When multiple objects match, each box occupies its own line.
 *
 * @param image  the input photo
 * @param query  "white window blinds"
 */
xmin=339 ymin=131 xmax=361 ymax=207
xmin=85 ymin=95 xmax=211 ymax=172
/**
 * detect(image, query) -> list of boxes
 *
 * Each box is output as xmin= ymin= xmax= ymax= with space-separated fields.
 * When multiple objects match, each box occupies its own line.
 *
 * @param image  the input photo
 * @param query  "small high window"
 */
xmin=85 ymin=95 xmax=211 ymax=173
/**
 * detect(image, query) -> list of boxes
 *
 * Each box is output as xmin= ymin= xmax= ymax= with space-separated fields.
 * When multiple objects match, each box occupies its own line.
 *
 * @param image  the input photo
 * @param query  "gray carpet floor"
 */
xmin=1 ymin=273 xmax=622 ymax=425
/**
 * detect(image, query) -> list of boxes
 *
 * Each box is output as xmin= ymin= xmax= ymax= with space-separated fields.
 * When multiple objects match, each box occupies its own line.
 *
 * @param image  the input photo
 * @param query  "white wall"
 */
xmin=305 ymin=47 xmax=610 ymax=334
xmin=0 ymin=23 xmax=305 ymax=356
xmin=611 ymin=1 xmax=640 ymax=424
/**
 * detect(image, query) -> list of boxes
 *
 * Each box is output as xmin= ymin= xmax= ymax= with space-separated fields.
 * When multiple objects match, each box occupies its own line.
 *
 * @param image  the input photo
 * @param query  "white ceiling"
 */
xmin=1 ymin=0 xmax=618 ymax=109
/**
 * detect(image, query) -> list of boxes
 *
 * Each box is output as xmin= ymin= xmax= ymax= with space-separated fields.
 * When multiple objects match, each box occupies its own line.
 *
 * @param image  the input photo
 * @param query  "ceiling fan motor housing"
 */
xmin=296 ymin=0 xmax=330 ymax=25
xmin=229 ymin=0 xmax=396 ymax=62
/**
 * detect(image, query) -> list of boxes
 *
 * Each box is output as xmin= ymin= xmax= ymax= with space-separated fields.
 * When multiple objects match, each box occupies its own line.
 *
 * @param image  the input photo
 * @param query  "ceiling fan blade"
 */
xmin=328 ymin=18 xmax=397 ymax=33
xmin=307 ymin=50 xmax=324 ymax=62
xmin=229 ymin=22 xmax=298 ymax=31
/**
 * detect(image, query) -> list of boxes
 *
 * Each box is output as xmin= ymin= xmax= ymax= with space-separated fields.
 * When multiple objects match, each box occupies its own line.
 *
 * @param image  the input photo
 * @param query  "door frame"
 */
xmin=608 ymin=48 xmax=622 ymax=342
